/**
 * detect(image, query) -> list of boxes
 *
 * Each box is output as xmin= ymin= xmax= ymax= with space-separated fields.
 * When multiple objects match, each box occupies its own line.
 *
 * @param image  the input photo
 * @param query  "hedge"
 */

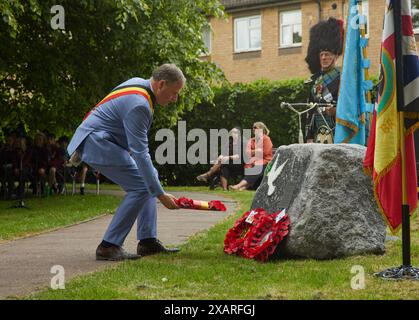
xmin=151 ymin=79 xmax=312 ymax=186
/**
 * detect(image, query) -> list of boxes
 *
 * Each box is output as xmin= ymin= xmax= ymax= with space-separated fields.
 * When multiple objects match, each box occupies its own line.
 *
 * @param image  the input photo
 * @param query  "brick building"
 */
xmin=202 ymin=0 xmax=419 ymax=83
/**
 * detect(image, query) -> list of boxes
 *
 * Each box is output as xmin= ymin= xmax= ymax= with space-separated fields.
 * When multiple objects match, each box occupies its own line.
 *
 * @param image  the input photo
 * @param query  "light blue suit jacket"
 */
xmin=67 ymin=78 xmax=164 ymax=197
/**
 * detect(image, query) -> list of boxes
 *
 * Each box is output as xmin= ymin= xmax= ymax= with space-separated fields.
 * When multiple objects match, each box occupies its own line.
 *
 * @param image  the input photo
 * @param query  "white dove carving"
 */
xmin=267 ymin=157 xmax=289 ymax=196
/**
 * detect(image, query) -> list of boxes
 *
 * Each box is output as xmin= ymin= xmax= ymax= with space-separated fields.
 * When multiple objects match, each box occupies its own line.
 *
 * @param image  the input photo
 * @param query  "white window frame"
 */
xmin=234 ymin=15 xmax=262 ymax=53
xmin=200 ymin=24 xmax=212 ymax=56
xmin=279 ymin=9 xmax=302 ymax=48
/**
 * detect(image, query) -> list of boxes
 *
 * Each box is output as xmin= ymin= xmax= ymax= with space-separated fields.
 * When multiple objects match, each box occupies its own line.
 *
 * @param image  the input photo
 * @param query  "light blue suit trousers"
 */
xmin=82 ymin=132 xmax=157 ymax=246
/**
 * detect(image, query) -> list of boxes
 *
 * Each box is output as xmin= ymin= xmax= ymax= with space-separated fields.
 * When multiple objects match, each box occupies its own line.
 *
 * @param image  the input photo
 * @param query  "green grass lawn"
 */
xmin=0 ymin=183 xmax=227 ymax=242
xmin=0 ymin=192 xmax=121 ymax=242
xmin=25 ymin=186 xmax=419 ymax=300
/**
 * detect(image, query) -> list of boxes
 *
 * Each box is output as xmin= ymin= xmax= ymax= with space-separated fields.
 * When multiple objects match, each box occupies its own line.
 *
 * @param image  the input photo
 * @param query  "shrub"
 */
xmin=151 ymin=79 xmax=311 ymax=186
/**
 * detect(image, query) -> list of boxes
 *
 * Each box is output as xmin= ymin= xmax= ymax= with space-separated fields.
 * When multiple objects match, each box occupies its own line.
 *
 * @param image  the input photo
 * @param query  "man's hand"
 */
xmin=158 ymin=193 xmax=180 ymax=209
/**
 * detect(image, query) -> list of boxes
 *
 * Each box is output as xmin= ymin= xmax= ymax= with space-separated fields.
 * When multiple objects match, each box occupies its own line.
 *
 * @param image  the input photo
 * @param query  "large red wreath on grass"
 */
xmin=223 ymin=208 xmax=264 ymax=255
xmin=224 ymin=208 xmax=290 ymax=262
xmin=175 ymin=197 xmax=226 ymax=211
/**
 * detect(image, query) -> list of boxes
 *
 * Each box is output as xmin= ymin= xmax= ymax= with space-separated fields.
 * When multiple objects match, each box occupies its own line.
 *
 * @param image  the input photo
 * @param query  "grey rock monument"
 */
xmin=251 ymin=143 xmax=386 ymax=259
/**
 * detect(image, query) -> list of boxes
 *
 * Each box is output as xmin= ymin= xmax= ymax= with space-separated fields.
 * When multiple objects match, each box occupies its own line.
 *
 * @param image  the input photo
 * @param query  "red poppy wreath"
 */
xmin=175 ymin=197 xmax=226 ymax=211
xmin=224 ymin=208 xmax=290 ymax=262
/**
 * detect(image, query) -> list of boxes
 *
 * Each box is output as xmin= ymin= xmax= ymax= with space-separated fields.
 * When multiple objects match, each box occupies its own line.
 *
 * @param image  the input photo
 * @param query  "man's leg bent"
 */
xmin=137 ymin=197 xmax=157 ymax=241
xmin=89 ymin=164 xmax=154 ymax=247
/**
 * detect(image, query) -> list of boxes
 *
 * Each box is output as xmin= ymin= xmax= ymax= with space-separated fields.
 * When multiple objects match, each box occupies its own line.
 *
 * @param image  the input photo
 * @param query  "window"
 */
xmin=234 ymin=15 xmax=261 ymax=52
xmin=280 ymin=10 xmax=302 ymax=47
xmin=413 ymin=0 xmax=419 ymax=34
xmin=201 ymin=24 xmax=211 ymax=55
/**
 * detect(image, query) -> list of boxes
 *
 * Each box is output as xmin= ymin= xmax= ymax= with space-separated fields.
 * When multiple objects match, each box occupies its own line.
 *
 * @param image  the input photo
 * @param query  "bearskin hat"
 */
xmin=305 ymin=17 xmax=344 ymax=74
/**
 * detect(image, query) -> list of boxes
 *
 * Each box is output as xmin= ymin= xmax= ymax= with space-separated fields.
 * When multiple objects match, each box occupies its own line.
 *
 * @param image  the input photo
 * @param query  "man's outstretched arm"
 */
xmin=123 ymin=104 xmax=178 ymax=209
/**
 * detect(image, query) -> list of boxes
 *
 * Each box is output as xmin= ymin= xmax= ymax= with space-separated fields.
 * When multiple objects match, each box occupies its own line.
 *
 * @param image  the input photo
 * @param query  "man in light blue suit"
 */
xmin=68 ymin=64 xmax=185 ymax=261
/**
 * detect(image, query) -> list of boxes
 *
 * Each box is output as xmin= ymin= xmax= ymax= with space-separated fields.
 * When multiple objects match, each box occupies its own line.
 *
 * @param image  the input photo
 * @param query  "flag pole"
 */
xmin=394 ymin=0 xmax=411 ymax=269
xmin=399 ymin=113 xmax=411 ymax=267
xmin=358 ymin=1 xmax=371 ymax=106
xmin=358 ymin=0 xmax=373 ymax=132
xmin=375 ymin=0 xmax=419 ymax=280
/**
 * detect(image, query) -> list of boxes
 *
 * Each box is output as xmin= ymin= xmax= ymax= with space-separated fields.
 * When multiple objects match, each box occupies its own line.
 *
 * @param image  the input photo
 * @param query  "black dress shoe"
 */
xmin=96 ymin=244 xmax=141 ymax=261
xmin=137 ymin=239 xmax=180 ymax=256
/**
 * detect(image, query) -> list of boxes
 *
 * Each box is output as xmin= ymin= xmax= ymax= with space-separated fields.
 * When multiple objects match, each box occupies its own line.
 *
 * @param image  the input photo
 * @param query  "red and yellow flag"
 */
xmin=364 ymin=0 xmax=419 ymax=233
xmin=83 ymin=86 xmax=154 ymax=121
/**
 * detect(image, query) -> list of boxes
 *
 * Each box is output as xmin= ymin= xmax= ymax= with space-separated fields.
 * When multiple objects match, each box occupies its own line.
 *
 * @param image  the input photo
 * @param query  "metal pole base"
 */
xmin=374 ymin=265 xmax=419 ymax=280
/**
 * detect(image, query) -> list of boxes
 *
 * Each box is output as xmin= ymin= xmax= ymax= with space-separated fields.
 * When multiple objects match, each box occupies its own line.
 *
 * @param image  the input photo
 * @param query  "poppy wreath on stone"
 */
xmin=224 ymin=208 xmax=290 ymax=262
xmin=223 ymin=208 xmax=265 ymax=256
xmin=242 ymin=209 xmax=290 ymax=262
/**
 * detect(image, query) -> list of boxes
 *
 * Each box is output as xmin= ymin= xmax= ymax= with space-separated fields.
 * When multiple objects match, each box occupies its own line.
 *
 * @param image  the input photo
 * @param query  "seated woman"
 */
xmin=230 ymin=122 xmax=273 ymax=191
xmin=196 ymin=127 xmax=244 ymax=191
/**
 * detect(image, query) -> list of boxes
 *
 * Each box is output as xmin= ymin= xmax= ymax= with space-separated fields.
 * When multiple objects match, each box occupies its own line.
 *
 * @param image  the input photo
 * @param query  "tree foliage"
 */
xmin=0 ymin=0 xmax=225 ymax=138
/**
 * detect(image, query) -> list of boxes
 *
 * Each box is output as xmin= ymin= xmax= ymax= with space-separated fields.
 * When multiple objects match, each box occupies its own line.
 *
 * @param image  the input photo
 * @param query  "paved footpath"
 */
xmin=0 ymin=191 xmax=237 ymax=299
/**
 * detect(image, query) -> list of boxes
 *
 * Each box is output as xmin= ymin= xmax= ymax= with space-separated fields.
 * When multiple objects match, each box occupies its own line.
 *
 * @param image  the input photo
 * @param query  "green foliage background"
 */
xmin=0 ymin=0 xmax=225 ymax=138
xmin=152 ymin=76 xmax=379 ymax=186
xmin=152 ymin=79 xmax=311 ymax=186
xmin=1 ymin=1 xmax=379 ymax=186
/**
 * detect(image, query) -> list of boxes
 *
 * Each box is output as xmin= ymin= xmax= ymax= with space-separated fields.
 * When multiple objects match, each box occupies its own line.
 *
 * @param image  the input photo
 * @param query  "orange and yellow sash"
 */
xmin=83 ymin=86 xmax=154 ymax=121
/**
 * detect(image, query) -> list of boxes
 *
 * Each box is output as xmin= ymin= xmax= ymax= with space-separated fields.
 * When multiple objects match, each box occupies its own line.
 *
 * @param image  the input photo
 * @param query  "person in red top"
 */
xmin=230 ymin=122 xmax=273 ymax=191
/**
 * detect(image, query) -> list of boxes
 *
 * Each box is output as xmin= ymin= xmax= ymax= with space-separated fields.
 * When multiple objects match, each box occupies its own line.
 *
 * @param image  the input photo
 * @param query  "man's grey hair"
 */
xmin=151 ymin=63 xmax=186 ymax=84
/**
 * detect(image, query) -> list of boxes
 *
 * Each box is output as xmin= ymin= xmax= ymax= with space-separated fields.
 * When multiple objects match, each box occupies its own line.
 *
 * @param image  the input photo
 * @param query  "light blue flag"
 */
xmin=335 ymin=0 xmax=372 ymax=145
